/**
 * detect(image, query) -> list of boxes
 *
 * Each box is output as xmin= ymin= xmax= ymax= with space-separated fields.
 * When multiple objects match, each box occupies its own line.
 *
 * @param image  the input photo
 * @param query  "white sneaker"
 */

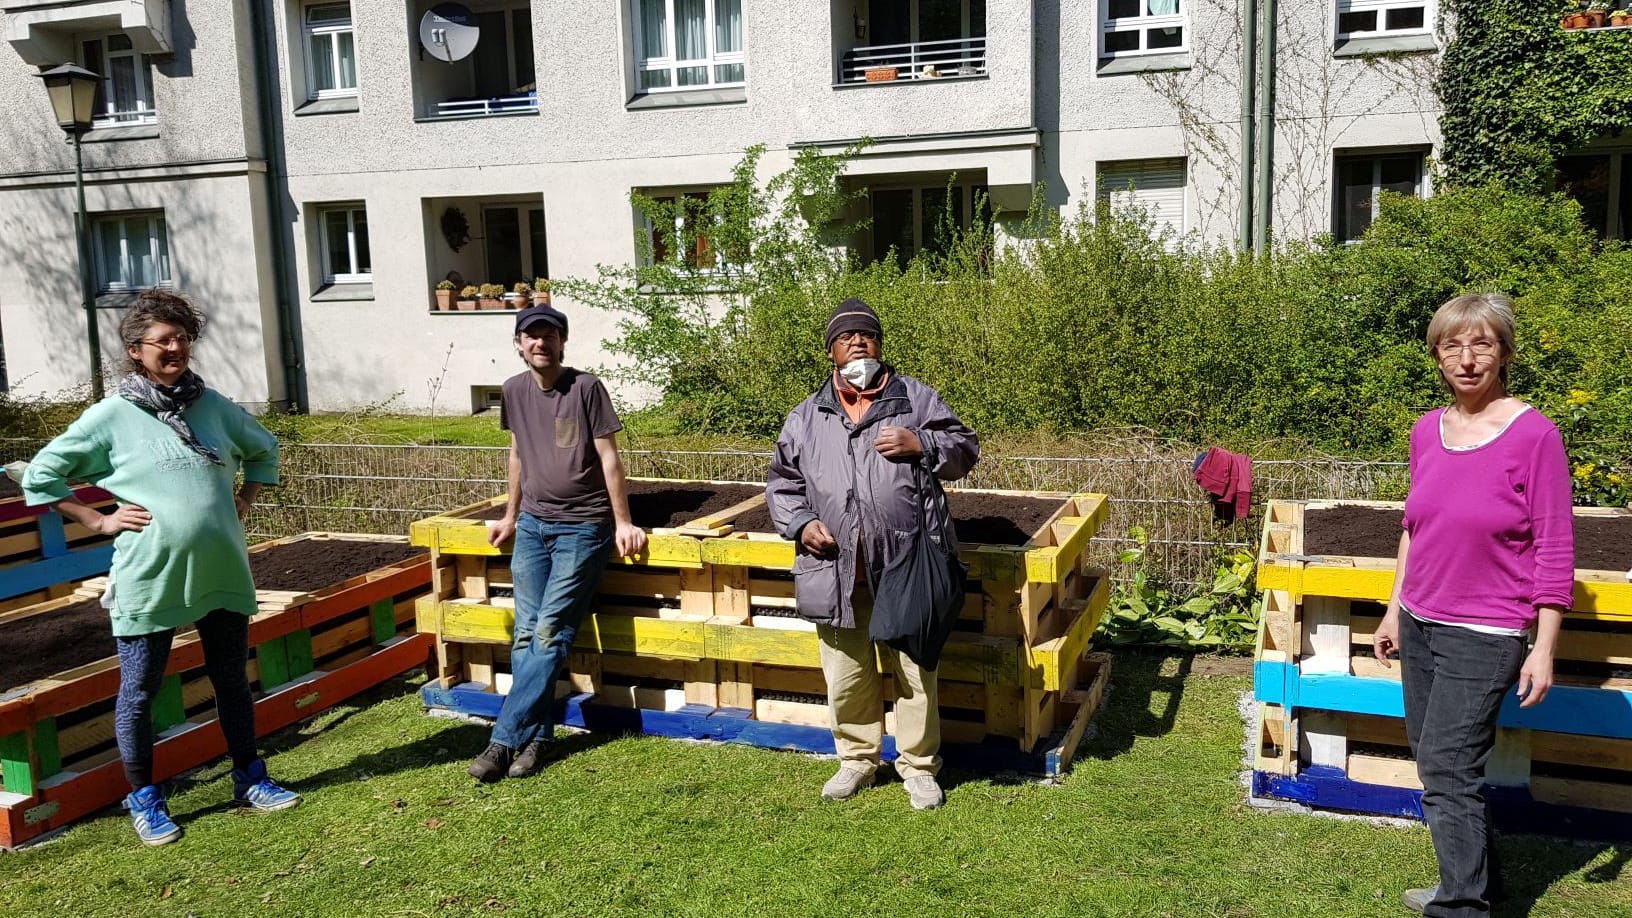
xmin=820 ymin=766 xmax=874 ymax=801
xmin=904 ymin=775 xmax=944 ymax=810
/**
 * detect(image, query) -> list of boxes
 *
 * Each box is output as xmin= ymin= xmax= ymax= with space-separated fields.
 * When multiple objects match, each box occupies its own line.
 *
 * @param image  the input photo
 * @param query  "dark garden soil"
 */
xmin=729 ymin=491 xmax=1064 ymax=547
xmin=469 ymin=482 xmax=765 ymax=530
xmin=1304 ymin=505 xmax=1632 ymax=570
xmin=0 ymin=478 xmax=20 ymax=499
xmin=1 ymin=598 xmax=114 ymax=693
xmin=0 ymin=540 xmax=424 ymax=693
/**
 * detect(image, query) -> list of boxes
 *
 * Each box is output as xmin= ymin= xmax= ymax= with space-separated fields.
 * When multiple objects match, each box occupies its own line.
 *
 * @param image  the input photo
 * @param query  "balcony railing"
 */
xmin=92 ymin=107 xmax=158 ymax=128
xmin=430 ymin=92 xmax=538 ymax=119
xmin=838 ymin=36 xmax=987 ymax=84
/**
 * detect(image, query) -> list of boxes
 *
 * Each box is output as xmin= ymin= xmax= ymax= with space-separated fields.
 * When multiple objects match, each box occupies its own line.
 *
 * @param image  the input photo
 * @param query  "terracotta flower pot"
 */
xmin=434 ymin=289 xmax=454 ymax=311
xmin=1586 ymin=10 xmax=1608 ymax=27
xmin=864 ymin=66 xmax=898 ymax=82
xmin=455 ymin=298 xmax=478 ymax=311
xmin=531 ymin=291 xmax=552 ymax=306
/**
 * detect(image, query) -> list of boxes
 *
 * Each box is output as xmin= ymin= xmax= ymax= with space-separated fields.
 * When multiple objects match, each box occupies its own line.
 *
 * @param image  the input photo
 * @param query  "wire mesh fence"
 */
xmin=3 ymin=436 xmax=1411 ymax=588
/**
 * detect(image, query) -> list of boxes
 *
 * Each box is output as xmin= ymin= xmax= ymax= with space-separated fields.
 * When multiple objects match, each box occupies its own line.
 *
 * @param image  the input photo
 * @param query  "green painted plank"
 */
xmin=0 ymin=730 xmax=37 ymax=796
xmin=33 ymin=718 xmax=60 ymax=779
xmin=370 ymin=597 xmax=397 ymax=645
xmin=258 ymin=635 xmax=292 ymax=689
xmin=286 ymin=629 xmax=315 ymax=678
xmin=152 ymin=674 xmax=185 ymax=731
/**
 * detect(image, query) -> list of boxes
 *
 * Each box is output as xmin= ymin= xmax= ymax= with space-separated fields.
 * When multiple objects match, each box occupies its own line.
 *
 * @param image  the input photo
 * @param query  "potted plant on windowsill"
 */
xmin=1587 ymin=1 xmax=1611 ymax=27
xmin=532 ymin=277 xmax=551 ymax=306
xmin=864 ymin=65 xmax=899 ymax=82
xmin=457 ymin=285 xmax=479 ymax=311
xmin=478 ymin=282 xmax=506 ymax=310
xmin=434 ymin=279 xmax=455 ymax=311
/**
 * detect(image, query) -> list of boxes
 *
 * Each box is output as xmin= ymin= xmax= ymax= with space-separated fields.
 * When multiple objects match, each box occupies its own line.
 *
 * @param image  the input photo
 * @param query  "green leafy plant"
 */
xmin=435 ymin=279 xmax=454 ymax=291
xmin=1559 ymin=389 xmax=1631 ymax=506
xmin=1095 ymin=527 xmax=1261 ymax=652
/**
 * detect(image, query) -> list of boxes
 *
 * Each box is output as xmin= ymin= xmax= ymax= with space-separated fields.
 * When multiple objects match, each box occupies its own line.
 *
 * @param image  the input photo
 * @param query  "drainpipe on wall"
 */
xmin=247 ymin=0 xmax=308 ymax=412
xmin=1253 ymin=0 xmax=1277 ymax=252
xmin=1239 ymin=0 xmax=1257 ymax=252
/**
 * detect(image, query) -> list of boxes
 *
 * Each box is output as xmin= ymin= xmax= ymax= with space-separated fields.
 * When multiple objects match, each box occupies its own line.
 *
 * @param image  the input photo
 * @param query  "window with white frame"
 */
xmin=1336 ymin=0 xmax=1431 ymax=39
xmin=1097 ymin=159 xmax=1187 ymax=240
xmin=867 ymin=181 xmax=991 ymax=264
xmin=1333 ymin=151 xmax=1423 ymax=243
xmin=93 ymin=212 xmax=171 ymax=292
xmin=319 ymin=205 xmax=372 ymax=283
xmin=79 ymin=33 xmax=156 ymax=125
xmin=633 ymin=0 xmax=745 ymax=93
xmin=1101 ymin=0 xmax=1186 ymax=58
xmin=303 ymin=2 xmax=357 ymax=99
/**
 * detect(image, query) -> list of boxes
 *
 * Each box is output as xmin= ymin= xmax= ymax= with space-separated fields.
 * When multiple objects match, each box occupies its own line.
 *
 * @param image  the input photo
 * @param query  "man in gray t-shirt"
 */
xmin=468 ymin=304 xmax=646 ymax=783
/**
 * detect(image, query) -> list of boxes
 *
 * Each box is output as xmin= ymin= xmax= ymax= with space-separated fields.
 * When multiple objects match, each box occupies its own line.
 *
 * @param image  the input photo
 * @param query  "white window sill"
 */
xmin=95 ymin=288 xmax=169 ymax=308
xmin=312 ymin=282 xmax=374 ymax=302
xmin=1097 ymin=52 xmax=1191 ymax=75
xmin=414 ymin=109 xmax=539 ymax=124
xmin=1333 ymin=34 xmax=1439 ymax=57
xmin=82 ymin=123 xmax=161 ymax=143
xmin=295 ymin=96 xmax=360 ymax=116
xmin=626 ymin=86 xmax=748 ymax=110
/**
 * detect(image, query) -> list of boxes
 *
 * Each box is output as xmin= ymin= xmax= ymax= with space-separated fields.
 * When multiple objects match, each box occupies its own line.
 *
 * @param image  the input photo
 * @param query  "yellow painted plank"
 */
xmin=1577 ymin=580 xmax=1632 ymax=620
xmin=1022 ymin=494 xmax=1109 ymax=584
xmin=1027 ymin=575 xmax=1112 ymax=691
xmin=610 ymin=534 xmax=704 ymax=569
xmin=701 ymin=538 xmax=798 ymax=569
xmin=576 ymin=615 xmax=707 ymax=659
xmin=436 ymin=601 xmax=516 ymax=644
xmin=1260 ymin=561 xmax=1632 ymax=619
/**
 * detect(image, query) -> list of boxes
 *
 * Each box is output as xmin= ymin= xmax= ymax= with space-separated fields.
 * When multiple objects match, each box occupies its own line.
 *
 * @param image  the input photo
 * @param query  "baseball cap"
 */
xmin=514 ymin=304 xmax=568 ymax=336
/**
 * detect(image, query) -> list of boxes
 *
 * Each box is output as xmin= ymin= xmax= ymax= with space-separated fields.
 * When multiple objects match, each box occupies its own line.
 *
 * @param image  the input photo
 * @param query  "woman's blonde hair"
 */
xmin=1426 ymin=292 xmax=1515 ymax=387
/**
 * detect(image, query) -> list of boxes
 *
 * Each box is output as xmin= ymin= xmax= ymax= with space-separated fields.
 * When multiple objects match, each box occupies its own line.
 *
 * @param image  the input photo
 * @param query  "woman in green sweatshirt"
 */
xmin=22 ymin=290 xmax=301 ymax=846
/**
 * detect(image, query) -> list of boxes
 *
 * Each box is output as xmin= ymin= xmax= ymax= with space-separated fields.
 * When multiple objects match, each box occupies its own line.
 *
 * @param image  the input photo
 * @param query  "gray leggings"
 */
xmin=114 ymin=609 xmax=258 ymax=790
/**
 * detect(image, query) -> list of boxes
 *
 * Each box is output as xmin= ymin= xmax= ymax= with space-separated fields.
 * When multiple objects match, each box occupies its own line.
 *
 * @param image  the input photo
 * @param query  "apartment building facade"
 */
xmin=0 ymin=0 xmax=1443 ymax=411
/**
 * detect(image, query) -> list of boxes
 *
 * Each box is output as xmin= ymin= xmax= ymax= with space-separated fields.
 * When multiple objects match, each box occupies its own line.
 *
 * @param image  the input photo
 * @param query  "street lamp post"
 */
xmin=35 ymin=63 xmax=104 ymax=399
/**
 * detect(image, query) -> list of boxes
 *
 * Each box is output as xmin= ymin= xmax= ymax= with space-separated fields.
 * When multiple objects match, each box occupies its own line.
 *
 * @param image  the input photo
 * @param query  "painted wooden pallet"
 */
xmin=1251 ymin=499 xmax=1632 ymax=835
xmin=0 ymin=631 xmax=432 ymax=849
xmin=0 ymin=532 xmax=433 ymax=842
xmin=421 ymin=651 xmax=1112 ymax=777
xmin=0 ymin=485 xmax=117 ymax=604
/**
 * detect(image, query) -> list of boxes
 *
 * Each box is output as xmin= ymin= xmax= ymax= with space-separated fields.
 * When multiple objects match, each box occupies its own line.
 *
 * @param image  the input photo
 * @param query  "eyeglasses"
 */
xmin=835 ymin=331 xmax=878 ymax=345
xmin=139 ymin=334 xmax=193 ymax=350
xmin=1434 ymin=339 xmax=1498 ymax=360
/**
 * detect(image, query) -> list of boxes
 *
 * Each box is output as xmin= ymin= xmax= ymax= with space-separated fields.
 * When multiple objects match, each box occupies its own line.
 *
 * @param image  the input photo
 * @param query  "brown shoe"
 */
xmin=467 ymin=742 xmax=512 ymax=782
xmin=506 ymin=740 xmax=555 ymax=778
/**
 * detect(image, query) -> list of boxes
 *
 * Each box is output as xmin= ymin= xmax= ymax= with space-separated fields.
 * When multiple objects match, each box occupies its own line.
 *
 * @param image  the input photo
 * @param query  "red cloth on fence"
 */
xmin=1192 ymin=447 xmax=1254 ymax=524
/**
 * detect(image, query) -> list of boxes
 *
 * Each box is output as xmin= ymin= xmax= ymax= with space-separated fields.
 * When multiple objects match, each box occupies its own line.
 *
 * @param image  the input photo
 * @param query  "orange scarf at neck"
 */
xmin=834 ymin=370 xmax=889 ymax=424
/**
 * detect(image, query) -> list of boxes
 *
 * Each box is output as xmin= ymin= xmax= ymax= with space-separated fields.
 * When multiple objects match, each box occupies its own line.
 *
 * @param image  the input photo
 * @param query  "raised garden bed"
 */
xmin=467 ymin=480 xmax=765 ymax=531
xmin=1305 ymin=504 xmax=1632 ymax=571
xmin=726 ymin=490 xmax=1064 ymax=547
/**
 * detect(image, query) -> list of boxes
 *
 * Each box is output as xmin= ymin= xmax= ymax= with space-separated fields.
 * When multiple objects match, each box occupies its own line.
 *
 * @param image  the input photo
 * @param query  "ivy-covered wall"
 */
xmin=1438 ymin=2 xmax=1632 ymax=189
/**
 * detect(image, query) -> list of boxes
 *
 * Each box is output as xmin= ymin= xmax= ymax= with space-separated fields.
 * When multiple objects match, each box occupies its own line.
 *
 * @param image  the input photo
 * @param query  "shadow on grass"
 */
xmin=1496 ymin=839 xmax=1630 ymax=918
xmin=1079 ymin=647 xmax=1193 ymax=762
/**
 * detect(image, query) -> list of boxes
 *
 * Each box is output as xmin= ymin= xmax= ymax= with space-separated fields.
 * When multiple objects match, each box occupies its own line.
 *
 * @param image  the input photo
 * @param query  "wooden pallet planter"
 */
xmin=0 ymin=485 xmax=117 ymax=608
xmin=1250 ymin=499 xmax=1632 ymax=837
xmin=0 ymin=532 xmax=433 ymax=849
xmin=416 ymin=487 xmax=1116 ymax=774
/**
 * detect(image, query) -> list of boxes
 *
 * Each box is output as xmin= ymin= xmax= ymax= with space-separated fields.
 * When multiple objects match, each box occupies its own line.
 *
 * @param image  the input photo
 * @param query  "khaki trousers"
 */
xmin=816 ymin=593 xmax=942 ymax=779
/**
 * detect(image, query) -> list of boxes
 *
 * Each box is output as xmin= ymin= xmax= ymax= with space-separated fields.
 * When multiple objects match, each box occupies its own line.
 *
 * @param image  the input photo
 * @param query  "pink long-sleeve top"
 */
xmin=1399 ymin=406 xmax=1575 ymax=630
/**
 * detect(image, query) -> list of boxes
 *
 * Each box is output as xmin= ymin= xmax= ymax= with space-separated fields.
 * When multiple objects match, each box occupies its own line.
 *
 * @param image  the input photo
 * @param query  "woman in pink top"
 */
xmin=1372 ymin=293 xmax=1574 ymax=918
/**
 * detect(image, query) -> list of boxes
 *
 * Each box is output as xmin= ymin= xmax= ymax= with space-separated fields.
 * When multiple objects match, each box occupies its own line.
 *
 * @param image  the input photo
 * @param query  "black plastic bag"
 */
xmin=869 ymin=472 xmax=967 ymax=670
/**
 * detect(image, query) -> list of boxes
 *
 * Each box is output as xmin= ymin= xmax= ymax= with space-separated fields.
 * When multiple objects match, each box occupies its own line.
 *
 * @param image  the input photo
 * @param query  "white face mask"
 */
xmin=839 ymin=358 xmax=881 ymax=389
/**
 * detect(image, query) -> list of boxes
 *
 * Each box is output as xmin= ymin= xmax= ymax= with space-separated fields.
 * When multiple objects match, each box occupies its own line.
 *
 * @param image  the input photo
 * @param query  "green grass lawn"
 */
xmin=3 ymin=654 xmax=1628 ymax=917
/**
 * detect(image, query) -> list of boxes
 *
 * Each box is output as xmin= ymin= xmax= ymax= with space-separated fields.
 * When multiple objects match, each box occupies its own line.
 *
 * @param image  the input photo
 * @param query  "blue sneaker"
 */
xmin=124 ymin=785 xmax=182 ymax=846
xmin=231 ymin=760 xmax=303 ymax=812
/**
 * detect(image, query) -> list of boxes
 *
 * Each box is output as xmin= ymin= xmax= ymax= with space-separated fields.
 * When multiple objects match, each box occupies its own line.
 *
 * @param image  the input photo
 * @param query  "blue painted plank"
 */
xmin=421 ymin=683 xmax=1070 ymax=775
xmin=37 ymin=513 xmax=67 ymax=558
xmin=1251 ymin=770 xmax=1632 ymax=842
xmin=1254 ymin=663 xmax=1632 ymax=740
xmin=0 ymin=546 xmax=116 ymax=601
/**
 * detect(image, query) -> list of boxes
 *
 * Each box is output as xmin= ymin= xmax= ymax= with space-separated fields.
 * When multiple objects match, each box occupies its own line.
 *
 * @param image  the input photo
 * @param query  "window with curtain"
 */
xmin=320 ymin=205 xmax=371 ymax=283
xmin=1101 ymin=0 xmax=1186 ymax=57
xmin=634 ymin=0 xmax=745 ymax=92
xmin=93 ymin=212 xmax=171 ymax=292
xmin=1333 ymin=152 xmax=1423 ymax=243
xmin=304 ymin=3 xmax=357 ymax=99
xmin=1336 ymin=0 xmax=1432 ymax=39
xmin=1096 ymin=159 xmax=1187 ymax=246
xmin=80 ymin=33 xmax=157 ymax=125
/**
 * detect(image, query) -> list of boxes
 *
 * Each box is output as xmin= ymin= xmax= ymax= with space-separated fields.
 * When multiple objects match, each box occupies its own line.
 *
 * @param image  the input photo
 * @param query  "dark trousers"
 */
xmin=114 ymin=608 xmax=259 ymax=790
xmin=1398 ymin=612 xmax=1526 ymax=918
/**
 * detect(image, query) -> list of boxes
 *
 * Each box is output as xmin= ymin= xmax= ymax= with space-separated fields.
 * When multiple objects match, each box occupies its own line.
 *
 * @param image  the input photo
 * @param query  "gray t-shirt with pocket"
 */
xmin=499 ymin=368 xmax=622 ymax=523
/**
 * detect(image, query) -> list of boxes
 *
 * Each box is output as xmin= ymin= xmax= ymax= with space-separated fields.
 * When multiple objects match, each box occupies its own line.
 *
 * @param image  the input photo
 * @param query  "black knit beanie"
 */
xmin=824 ymin=298 xmax=883 ymax=349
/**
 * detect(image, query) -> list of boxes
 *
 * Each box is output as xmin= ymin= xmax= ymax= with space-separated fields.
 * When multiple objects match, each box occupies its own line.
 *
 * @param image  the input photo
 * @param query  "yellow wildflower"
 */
xmin=1575 ymin=462 xmax=1597 ymax=480
xmin=1566 ymin=389 xmax=1595 ymax=406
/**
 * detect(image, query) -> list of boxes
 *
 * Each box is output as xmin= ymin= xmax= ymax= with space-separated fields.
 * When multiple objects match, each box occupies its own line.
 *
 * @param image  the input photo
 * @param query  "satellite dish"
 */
xmin=420 ymin=3 xmax=480 ymax=63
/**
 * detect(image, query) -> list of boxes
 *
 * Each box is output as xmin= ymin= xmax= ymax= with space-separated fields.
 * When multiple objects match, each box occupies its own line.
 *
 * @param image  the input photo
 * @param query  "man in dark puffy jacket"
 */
xmin=766 ymin=298 xmax=979 ymax=810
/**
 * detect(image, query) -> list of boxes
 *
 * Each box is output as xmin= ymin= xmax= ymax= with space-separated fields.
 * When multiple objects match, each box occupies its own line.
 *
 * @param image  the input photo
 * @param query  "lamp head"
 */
xmin=35 ymin=63 xmax=101 ymax=134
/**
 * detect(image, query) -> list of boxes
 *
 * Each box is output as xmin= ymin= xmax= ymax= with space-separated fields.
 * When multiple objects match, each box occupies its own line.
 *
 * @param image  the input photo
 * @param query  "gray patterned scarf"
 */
xmin=117 ymin=370 xmax=222 ymax=465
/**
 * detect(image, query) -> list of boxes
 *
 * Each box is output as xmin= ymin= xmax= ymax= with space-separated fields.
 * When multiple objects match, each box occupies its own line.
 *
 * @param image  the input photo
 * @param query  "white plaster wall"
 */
xmin=0 ymin=171 xmax=280 ymax=405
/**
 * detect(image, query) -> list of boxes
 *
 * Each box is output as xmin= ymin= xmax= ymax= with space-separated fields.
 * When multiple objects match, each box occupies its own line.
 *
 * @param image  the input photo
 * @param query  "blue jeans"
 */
xmin=115 ymin=608 xmax=258 ymax=790
xmin=1398 ymin=612 xmax=1527 ymax=918
xmin=490 ymin=514 xmax=614 ymax=749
